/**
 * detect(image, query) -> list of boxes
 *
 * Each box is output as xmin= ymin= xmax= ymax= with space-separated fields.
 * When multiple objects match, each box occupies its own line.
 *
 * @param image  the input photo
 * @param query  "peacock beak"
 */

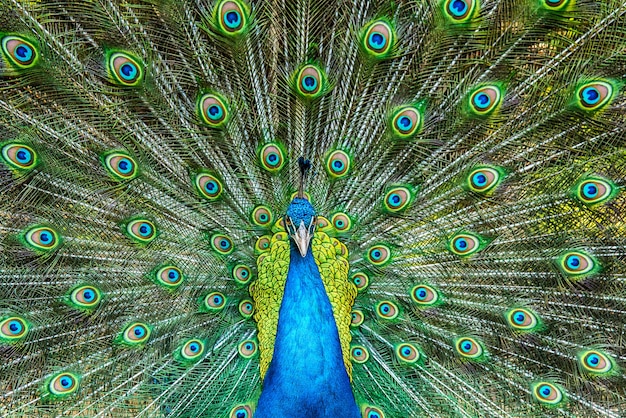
xmin=293 ymin=220 xmax=312 ymax=257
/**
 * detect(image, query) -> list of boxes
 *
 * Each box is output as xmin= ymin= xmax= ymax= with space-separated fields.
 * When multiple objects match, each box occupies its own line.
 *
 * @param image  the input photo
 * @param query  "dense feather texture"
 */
xmin=0 ymin=0 xmax=625 ymax=417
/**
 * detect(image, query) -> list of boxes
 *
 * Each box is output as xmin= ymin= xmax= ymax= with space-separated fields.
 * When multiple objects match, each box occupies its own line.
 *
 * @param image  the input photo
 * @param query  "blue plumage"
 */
xmin=255 ymin=199 xmax=359 ymax=417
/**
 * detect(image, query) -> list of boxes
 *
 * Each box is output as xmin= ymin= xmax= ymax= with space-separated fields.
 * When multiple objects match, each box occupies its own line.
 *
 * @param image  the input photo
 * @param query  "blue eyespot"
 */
xmin=397 ymin=116 xmax=413 ymax=131
xmin=586 ymin=354 xmax=599 ymax=366
xmin=582 ymin=183 xmax=598 ymax=198
xmin=119 ymin=63 xmax=138 ymax=81
xmin=117 ymin=158 xmax=133 ymax=174
xmin=207 ymin=104 xmax=224 ymax=120
xmin=133 ymin=326 xmax=145 ymax=338
xmin=514 ymin=313 xmax=525 ymax=324
xmin=567 ymin=255 xmax=580 ymax=268
xmin=582 ymin=87 xmax=600 ymax=105
xmin=462 ymin=341 xmax=473 ymax=352
xmin=225 ymin=11 xmax=241 ymax=28
xmin=138 ymin=223 xmax=152 ymax=237
xmin=15 ymin=44 xmax=33 ymax=62
xmin=472 ymin=173 xmax=487 ymax=186
xmin=15 ymin=148 xmax=32 ymax=163
xmin=8 ymin=320 xmax=23 ymax=334
xmin=302 ymin=75 xmax=318 ymax=92
xmin=473 ymin=92 xmax=491 ymax=109
xmin=265 ymin=152 xmax=279 ymax=166
xmin=540 ymin=385 xmax=552 ymax=396
xmin=449 ymin=0 xmax=468 ymax=16
xmin=368 ymin=32 xmax=387 ymax=50
xmin=455 ymin=238 xmax=468 ymax=250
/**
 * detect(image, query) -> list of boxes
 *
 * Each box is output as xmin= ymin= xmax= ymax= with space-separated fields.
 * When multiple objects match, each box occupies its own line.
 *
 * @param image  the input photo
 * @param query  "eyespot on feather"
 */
xmin=194 ymin=172 xmax=223 ymax=200
xmin=67 ymin=285 xmax=102 ymax=311
xmin=351 ymin=272 xmax=369 ymax=292
xmin=107 ymin=51 xmax=143 ymax=86
xmin=467 ymin=84 xmax=503 ymax=117
xmin=203 ymin=292 xmax=227 ymax=312
xmin=46 ymin=372 xmax=80 ymax=399
xmin=351 ymin=345 xmax=370 ymax=363
xmin=1 ymin=35 xmax=39 ymax=69
xmin=531 ymin=381 xmax=566 ymax=406
xmin=325 ymin=149 xmax=351 ymax=179
xmin=125 ymin=219 xmax=157 ymax=244
xmin=1 ymin=143 xmax=39 ymax=170
xmin=238 ymin=339 xmax=257 ymax=358
xmin=102 ymin=151 xmax=138 ymax=181
xmin=376 ymin=300 xmax=399 ymax=320
xmin=366 ymin=244 xmax=392 ymax=266
xmin=443 ymin=0 xmax=479 ymax=23
xmin=360 ymin=19 xmax=395 ymax=59
xmin=293 ymin=64 xmax=328 ymax=99
xmin=211 ymin=234 xmax=234 ymax=255
xmin=1 ymin=316 xmax=29 ymax=342
xmin=389 ymin=106 xmax=423 ymax=139
xmin=259 ymin=143 xmax=285 ymax=173
xmin=455 ymin=336 xmax=485 ymax=360
xmin=214 ymin=0 xmax=250 ymax=36
xmin=22 ymin=225 xmax=61 ymax=252
xmin=251 ymin=205 xmax=273 ymax=227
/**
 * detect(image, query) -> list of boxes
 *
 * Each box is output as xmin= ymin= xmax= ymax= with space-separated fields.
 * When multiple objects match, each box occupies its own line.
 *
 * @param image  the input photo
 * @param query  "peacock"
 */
xmin=1 ymin=0 xmax=625 ymax=416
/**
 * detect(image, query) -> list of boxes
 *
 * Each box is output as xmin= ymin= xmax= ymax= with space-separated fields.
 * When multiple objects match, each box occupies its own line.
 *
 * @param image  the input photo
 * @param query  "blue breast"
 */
xmin=254 ymin=245 xmax=360 ymax=418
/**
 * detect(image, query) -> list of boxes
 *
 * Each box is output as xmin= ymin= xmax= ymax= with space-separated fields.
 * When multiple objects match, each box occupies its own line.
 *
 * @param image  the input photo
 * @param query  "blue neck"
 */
xmin=254 ymin=244 xmax=360 ymax=418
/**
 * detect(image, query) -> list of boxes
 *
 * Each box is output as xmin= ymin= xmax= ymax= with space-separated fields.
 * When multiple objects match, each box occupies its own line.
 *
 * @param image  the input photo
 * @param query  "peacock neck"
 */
xmin=254 ymin=243 xmax=360 ymax=418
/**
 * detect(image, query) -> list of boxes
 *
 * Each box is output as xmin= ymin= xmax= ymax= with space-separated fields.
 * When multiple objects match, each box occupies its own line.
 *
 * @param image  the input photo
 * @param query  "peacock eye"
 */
xmin=576 ymin=81 xmax=614 ymax=111
xmin=325 ymin=149 xmax=351 ymax=179
xmin=532 ymin=381 xmax=564 ymax=405
xmin=468 ymin=85 xmax=503 ymax=117
xmin=229 ymin=404 xmax=253 ymax=418
xmin=350 ymin=345 xmax=369 ymax=363
xmin=259 ymin=143 xmax=285 ymax=173
xmin=119 ymin=322 xmax=151 ymax=346
xmin=238 ymin=299 xmax=254 ymax=318
xmin=351 ymin=272 xmax=369 ymax=292
xmin=216 ymin=0 xmax=249 ymax=35
xmin=180 ymin=338 xmax=205 ymax=361
xmin=448 ymin=232 xmax=485 ymax=257
xmin=444 ymin=0 xmax=478 ymax=23
xmin=211 ymin=234 xmax=234 ymax=255
xmin=204 ymin=292 xmax=227 ymax=312
xmin=506 ymin=307 xmax=540 ymax=332
xmin=195 ymin=172 xmax=223 ymax=200
xmin=350 ymin=310 xmax=364 ymax=327
xmin=48 ymin=372 xmax=80 ymax=398
xmin=2 ymin=143 xmax=38 ymax=170
xmin=1 ymin=35 xmax=39 ymax=68
xmin=395 ymin=343 xmax=420 ymax=364
xmin=232 ymin=264 xmax=252 ymax=285
xmin=573 ymin=176 xmax=617 ymax=206
xmin=360 ymin=20 xmax=395 ymax=59
xmin=107 ymin=51 xmax=143 ymax=86
xmin=69 ymin=285 xmax=102 ymax=310
xmin=466 ymin=166 xmax=504 ymax=194
xmin=363 ymin=406 xmax=386 ymax=418
xmin=238 ymin=339 xmax=257 ymax=358
xmin=125 ymin=219 xmax=157 ymax=243
xmin=1 ymin=316 xmax=29 ymax=342
xmin=330 ymin=212 xmax=350 ymax=232
xmin=455 ymin=337 xmax=484 ymax=360
xmin=294 ymin=64 xmax=327 ymax=99
xmin=376 ymin=300 xmax=399 ymax=320
xmin=198 ymin=93 xmax=230 ymax=127
xmin=251 ymin=205 xmax=273 ymax=227
xmin=367 ymin=244 xmax=392 ymax=266
xmin=389 ymin=106 xmax=422 ymax=139
xmin=155 ymin=265 xmax=184 ymax=289
xmin=411 ymin=284 xmax=441 ymax=307
xmin=23 ymin=226 xmax=61 ymax=251
xmin=103 ymin=151 xmax=138 ymax=180
xmin=383 ymin=186 xmax=413 ymax=212
xmin=578 ymin=350 xmax=614 ymax=375
xmin=556 ymin=250 xmax=598 ymax=279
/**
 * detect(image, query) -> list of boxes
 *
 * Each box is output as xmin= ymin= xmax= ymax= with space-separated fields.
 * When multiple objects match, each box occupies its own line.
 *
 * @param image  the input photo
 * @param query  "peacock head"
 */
xmin=285 ymin=197 xmax=317 ymax=257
